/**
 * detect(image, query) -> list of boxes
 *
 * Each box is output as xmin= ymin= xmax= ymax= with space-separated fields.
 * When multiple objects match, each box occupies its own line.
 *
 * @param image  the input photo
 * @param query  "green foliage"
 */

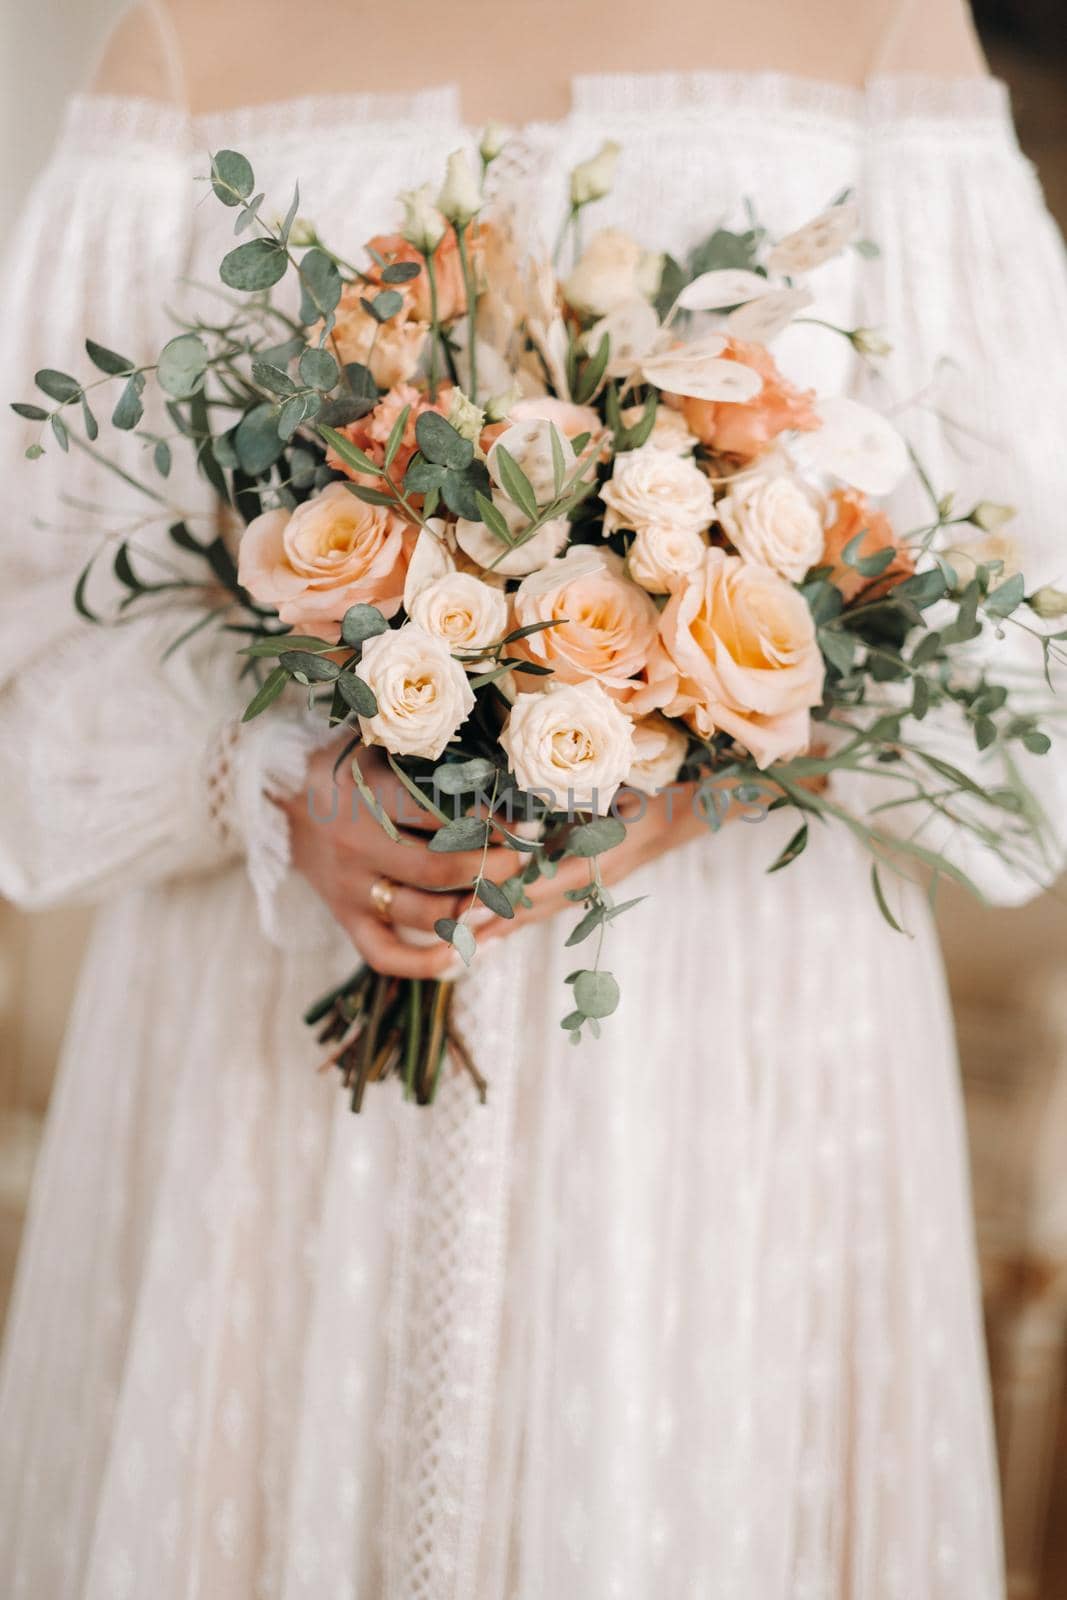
xmin=221 ymin=238 xmax=288 ymax=291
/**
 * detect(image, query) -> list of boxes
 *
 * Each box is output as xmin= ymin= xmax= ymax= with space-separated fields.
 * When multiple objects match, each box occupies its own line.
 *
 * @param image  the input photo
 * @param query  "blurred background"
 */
xmin=1 ymin=3 xmax=1066 ymax=1595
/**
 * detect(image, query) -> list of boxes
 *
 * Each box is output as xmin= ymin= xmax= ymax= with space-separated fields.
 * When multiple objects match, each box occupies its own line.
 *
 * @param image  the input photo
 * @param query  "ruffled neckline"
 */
xmin=59 ymin=69 xmax=1014 ymax=157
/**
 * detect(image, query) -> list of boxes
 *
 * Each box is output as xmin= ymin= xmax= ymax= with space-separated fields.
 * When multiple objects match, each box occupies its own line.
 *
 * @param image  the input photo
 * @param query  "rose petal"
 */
xmin=403 ymin=521 xmax=455 ymax=611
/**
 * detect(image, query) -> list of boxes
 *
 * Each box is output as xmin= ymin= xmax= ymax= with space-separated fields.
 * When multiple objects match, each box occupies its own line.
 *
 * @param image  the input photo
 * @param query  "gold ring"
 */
xmin=369 ymin=877 xmax=395 ymax=923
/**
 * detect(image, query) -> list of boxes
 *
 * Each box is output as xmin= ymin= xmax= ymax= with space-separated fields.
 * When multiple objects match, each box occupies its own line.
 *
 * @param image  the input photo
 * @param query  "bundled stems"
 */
xmin=308 ymin=969 xmax=483 ymax=1110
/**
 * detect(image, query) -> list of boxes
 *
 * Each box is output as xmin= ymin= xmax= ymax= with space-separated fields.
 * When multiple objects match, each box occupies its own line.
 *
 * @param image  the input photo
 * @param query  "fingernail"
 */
xmin=469 ymin=907 xmax=496 ymax=929
xmin=395 ymin=926 xmax=438 ymax=948
xmin=441 ymin=954 xmax=470 ymax=981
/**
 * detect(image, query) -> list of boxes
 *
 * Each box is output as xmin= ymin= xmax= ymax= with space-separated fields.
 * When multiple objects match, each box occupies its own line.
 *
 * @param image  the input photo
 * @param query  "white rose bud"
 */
xmin=400 ymin=184 xmax=446 ymax=253
xmin=600 ymin=444 xmax=714 ymax=539
xmin=1028 ymin=585 xmax=1067 ymax=621
xmin=626 ymin=715 xmax=689 ymax=796
xmin=569 ymin=139 xmax=621 ymax=208
xmin=628 ymin=524 xmax=708 ymax=593
xmin=479 ymin=121 xmax=511 ymax=164
xmin=409 ymin=571 xmax=509 ymax=665
xmin=851 ymin=326 xmax=892 ymax=358
xmin=447 ymin=387 xmax=486 ymax=444
xmin=355 ymin=624 xmax=475 ymax=759
xmin=716 ymin=470 xmax=826 ymax=584
xmin=501 ymin=680 xmax=636 ymax=812
xmin=971 ymin=500 xmax=1016 ymax=532
xmin=437 ymin=149 xmax=483 ymax=228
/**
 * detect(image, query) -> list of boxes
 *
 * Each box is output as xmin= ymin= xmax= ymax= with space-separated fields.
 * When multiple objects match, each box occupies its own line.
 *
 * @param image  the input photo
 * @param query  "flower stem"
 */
xmin=457 ymin=223 xmax=478 ymax=402
xmin=424 ymin=249 xmax=442 ymax=401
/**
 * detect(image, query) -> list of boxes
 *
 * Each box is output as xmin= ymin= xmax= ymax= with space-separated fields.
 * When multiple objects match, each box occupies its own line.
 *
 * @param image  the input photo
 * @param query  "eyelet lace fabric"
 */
xmin=2 ymin=68 xmax=1066 ymax=1600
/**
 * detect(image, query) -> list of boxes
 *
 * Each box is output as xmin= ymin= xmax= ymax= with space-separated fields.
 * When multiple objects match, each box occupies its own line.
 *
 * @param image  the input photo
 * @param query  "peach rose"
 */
xmin=626 ymin=714 xmax=689 ymax=795
xmin=365 ymin=225 xmax=483 ymax=325
xmin=822 ymin=488 xmax=915 ymax=604
xmin=327 ymin=283 xmax=428 ymax=389
xmin=326 ymin=383 xmax=451 ymax=491
xmin=666 ymin=337 xmax=819 ymax=463
xmin=237 ymin=482 xmax=412 ymax=641
xmin=659 ymin=547 xmax=825 ymax=768
xmin=511 ymin=546 xmax=660 ymax=696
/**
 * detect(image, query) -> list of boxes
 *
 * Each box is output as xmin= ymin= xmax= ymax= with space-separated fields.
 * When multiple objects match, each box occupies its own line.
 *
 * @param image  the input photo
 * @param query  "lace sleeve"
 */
xmin=0 ymin=108 xmax=320 ymax=936
xmin=835 ymin=109 xmax=1067 ymax=906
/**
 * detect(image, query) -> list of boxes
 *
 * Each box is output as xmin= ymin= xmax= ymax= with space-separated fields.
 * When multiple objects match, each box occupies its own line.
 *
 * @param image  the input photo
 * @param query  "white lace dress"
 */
xmin=2 ymin=71 xmax=1067 ymax=1600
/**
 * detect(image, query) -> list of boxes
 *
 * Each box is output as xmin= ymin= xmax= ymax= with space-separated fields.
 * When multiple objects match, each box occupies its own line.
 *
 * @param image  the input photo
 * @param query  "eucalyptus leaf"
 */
xmin=572 ymin=969 xmax=620 ymax=1019
xmin=336 ymin=606 xmax=387 ymax=650
xmin=362 ymin=289 xmax=404 ymax=323
xmin=211 ymin=149 xmax=255 ymax=206
xmin=235 ymin=402 xmax=285 ymax=474
xmin=335 ymin=672 xmax=379 ymax=717
xmin=220 ymin=237 xmax=287 ymax=291
xmin=381 ymin=260 xmax=422 ymax=284
xmin=85 ymin=338 xmax=134 ymax=375
xmin=278 ymin=391 xmax=321 ymax=440
xmin=279 ymin=650 xmax=340 ymax=681
xmin=298 ymin=346 xmax=339 ymax=390
xmin=566 ymin=817 xmax=626 ymax=856
xmin=475 ymin=878 xmax=515 ymax=918
xmin=428 ymin=816 xmax=491 ymax=853
xmin=251 ymin=361 xmax=297 ymax=396
xmin=35 ymin=368 xmax=81 ymax=403
xmin=157 ymin=332 xmax=208 ymax=398
xmin=432 ymin=757 xmax=497 ymax=794
xmin=416 ymin=411 xmax=473 ymax=470
xmin=11 ymin=402 xmax=48 ymax=420
xmin=111 ymin=369 xmax=144 ymax=428
xmin=298 ymin=248 xmax=342 ymax=323
xmin=442 ymin=459 xmax=491 ymax=521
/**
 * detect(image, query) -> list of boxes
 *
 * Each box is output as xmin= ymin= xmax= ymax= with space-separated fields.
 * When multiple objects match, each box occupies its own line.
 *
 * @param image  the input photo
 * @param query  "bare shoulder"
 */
xmin=877 ymin=0 xmax=990 ymax=77
xmin=91 ymin=3 xmax=176 ymax=101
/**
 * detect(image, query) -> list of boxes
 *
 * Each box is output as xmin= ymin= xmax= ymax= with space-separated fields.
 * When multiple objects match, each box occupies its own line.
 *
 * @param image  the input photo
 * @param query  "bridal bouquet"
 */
xmin=13 ymin=132 xmax=1064 ymax=1106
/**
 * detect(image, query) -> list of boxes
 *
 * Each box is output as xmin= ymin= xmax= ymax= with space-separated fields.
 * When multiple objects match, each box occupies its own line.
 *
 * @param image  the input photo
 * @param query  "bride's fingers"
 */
xmin=343 ymin=913 xmax=474 ymax=979
xmin=353 ymin=877 xmax=470 ymax=935
xmin=354 ymin=827 xmax=520 ymax=891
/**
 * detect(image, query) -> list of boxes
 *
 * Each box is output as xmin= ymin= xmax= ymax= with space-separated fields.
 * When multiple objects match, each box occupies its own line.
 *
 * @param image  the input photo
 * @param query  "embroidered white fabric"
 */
xmin=2 ymin=68 xmax=1066 ymax=1600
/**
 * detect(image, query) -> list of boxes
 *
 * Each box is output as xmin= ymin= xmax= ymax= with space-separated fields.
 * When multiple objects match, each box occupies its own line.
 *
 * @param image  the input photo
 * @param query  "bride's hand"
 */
xmin=478 ymin=781 xmax=722 ymax=947
xmin=280 ymin=741 xmax=520 ymax=978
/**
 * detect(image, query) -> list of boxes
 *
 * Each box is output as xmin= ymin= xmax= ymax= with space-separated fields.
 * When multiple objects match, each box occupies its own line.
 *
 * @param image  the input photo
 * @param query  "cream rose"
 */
xmin=408 ymin=571 xmax=509 ymax=665
xmin=501 ymin=680 xmax=635 ymax=811
xmin=627 ymin=523 xmax=708 ymax=594
xmin=511 ymin=546 xmax=659 ymax=694
xmin=237 ymin=482 xmax=411 ymax=641
xmin=715 ymin=469 xmax=825 ymax=583
xmin=564 ymin=228 xmax=662 ymax=319
xmin=659 ymin=548 xmax=825 ymax=768
xmin=626 ymin=715 xmax=689 ymax=795
xmin=354 ymin=624 xmax=475 ymax=759
xmin=600 ymin=445 xmax=714 ymax=540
